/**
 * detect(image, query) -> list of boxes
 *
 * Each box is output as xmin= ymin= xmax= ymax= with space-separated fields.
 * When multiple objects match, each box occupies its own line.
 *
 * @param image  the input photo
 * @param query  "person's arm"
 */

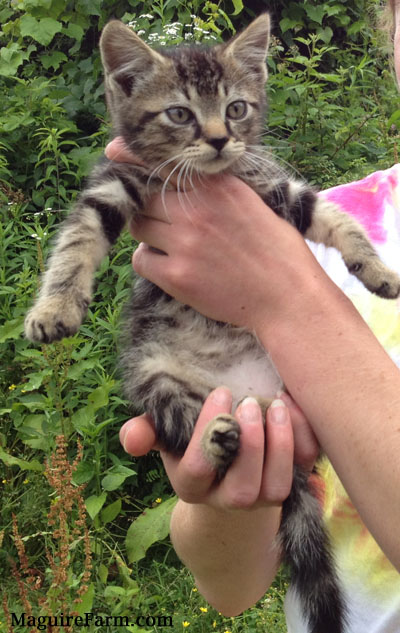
xmin=120 ymin=388 xmax=318 ymax=615
xmin=130 ymin=175 xmax=400 ymax=571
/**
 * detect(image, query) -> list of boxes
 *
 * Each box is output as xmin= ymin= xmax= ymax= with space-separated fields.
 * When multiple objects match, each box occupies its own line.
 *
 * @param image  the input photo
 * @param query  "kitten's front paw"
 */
xmin=201 ymin=414 xmax=241 ymax=477
xmin=348 ymin=260 xmax=400 ymax=299
xmin=25 ymin=294 xmax=89 ymax=343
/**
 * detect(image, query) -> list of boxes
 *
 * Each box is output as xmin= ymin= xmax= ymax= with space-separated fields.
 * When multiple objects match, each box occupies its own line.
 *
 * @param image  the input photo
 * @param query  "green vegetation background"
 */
xmin=1 ymin=0 xmax=399 ymax=631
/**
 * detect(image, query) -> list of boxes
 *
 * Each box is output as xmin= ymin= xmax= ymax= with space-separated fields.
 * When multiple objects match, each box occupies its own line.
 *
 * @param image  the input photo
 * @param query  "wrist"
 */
xmin=252 ymin=249 xmax=339 ymax=342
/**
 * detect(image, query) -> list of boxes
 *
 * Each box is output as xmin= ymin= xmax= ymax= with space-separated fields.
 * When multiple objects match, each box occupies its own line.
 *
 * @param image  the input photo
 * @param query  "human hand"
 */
xmin=130 ymin=176 xmax=326 ymax=331
xmin=106 ymin=137 xmax=326 ymax=331
xmin=119 ymin=387 xmax=318 ymax=511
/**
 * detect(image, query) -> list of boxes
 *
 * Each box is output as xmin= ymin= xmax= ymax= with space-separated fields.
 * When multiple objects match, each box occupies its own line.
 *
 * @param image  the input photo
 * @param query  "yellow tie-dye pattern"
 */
xmin=351 ymin=293 xmax=400 ymax=356
xmin=318 ymin=284 xmax=400 ymax=603
xmin=319 ymin=457 xmax=400 ymax=604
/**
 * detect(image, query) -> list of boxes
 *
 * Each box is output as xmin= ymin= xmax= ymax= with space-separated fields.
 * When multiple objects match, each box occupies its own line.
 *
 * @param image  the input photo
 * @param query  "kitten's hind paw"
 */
xmin=25 ymin=294 xmax=89 ymax=343
xmin=201 ymin=414 xmax=241 ymax=478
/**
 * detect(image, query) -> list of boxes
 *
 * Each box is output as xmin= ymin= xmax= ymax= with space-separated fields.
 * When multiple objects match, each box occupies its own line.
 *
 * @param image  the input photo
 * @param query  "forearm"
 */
xmin=257 ymin=270 xmax=400 ymax=570
xmin=170 ymin=500 xmax=282 ymax=615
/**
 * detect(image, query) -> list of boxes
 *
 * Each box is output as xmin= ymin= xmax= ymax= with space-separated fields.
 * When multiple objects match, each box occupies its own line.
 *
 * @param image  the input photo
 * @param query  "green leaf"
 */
xmin=98 ymin=563 xmax=108 ymax=584
xmin=101 ymin=498 xmax=122 ymax=524
xmin=20 ymin=15 xmax=62 ymax=46
xmin=102 ymin=465 xmax=136 ymax=491
xmin=231 ymin=0 xmax=243 ymax=17
xmin=73 ymin=460 xmax=95 ymax=485
xmin=67 ymin=358 xmax=98 ymax=380
xmin=388 ymin=110 xmax=400 ymax=128
xmin=0 ymin=44 xmax=24 ymax=77
xmin=0 ymin=446 xmax=43 ymax=472
xmin=305 ymin=5 xmax=325 ymax=25
xmin=316 ymin=26 xmax=333 ymax=44
xmin=15 ymin=393 xmax=47 ymax=412
xmin=126 ymin=497 xmax=178 ymax=563
xmin=77 ymin=0 xmax=102 ymax=16
xmin=23 ymin=368 xmax=52 ymax=391
xmin=0 ymin=317 xmax=24 ymax=343
xmin=62 ymin=22 xmax=84 ymax=41
xmin=74 ymin=583 xmax=95 ymax=615
xmin=85 ymin=492 xmax=107 ymax=519
xmin=40 ymin=52 xmax=67 ymax=70
xmin=279 ymin=17 xmax=301 ymax=33
xmin=88 ymin=383 xmax=112 ymax=410
xmin=104 ymin=585 xmax=126 ymax=598
xmin=70 ymin=405 xmax=95 ymax=433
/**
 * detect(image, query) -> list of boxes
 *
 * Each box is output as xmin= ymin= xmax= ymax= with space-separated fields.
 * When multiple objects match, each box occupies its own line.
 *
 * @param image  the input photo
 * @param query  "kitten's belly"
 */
xmin=212 ymin=351 xmax=283 ymax=409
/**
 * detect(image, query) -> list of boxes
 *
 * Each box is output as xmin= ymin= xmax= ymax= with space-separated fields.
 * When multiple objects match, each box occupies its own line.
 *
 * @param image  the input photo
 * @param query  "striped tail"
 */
xmin=279 ymin=465 xmax=347 ymax=633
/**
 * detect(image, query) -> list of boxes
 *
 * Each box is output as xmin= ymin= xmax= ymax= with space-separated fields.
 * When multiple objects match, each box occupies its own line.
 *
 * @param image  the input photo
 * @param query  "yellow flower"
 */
xmin=2 ymin=480 xmax=7 ymax=484
xmin=8 ymin=384 xmax=16 ymax=391
xmin=23 ymin=479 xmax=29 ymax=484
xmin=182 ymin=621 xmax=190 ymax=628
xmin=199 ymin=607 xmax=208 ymax=613
xmin=212 ymin=622 xmax=217 ymax=628
xmin=191 ymin=587 xmax=198 ymax=592
xmin=155 ymin=497 xmax=162 ymax=503
xmin=21 ymin=389 xmax=27 ymax=393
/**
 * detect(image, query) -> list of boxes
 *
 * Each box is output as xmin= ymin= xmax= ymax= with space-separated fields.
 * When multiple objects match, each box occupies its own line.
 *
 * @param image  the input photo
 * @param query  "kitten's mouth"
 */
xmin=199 ymin=155 xmax=238 ymax=174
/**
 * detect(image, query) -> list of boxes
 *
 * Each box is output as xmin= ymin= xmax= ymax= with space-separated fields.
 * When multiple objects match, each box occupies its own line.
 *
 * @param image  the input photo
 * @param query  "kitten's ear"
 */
xmin=222 ymin=13 xmax=270 ymax=81
xmin=100 ymin=21 xmax=169 ymax=96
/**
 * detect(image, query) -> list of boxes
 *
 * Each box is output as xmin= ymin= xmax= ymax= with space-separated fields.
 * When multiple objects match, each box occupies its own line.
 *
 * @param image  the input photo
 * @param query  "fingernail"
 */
xmin=269 ymin=399 xmax=288 ymax=425
xmin=276 ymin=390 xmax=292 ymax=407
xmin=119 ymin=422 xmax=128 ymax=447
xmin=119 ymin=420 xmax=136 ymax=452
xmin=210 ymin=386 xmax=232 ymax=407
xmin=238 ymin=397 xmax=260 ymax=423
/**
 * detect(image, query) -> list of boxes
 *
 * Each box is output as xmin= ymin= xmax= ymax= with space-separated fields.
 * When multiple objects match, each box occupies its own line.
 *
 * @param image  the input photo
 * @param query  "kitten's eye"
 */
xmin=166 ymin=107 xmax=194 ymax=124
xmin=226 ymin=101 xmax=247 ymax=120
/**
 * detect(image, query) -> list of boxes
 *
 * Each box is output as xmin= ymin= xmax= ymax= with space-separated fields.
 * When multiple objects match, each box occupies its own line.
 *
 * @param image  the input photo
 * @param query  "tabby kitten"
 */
xmin=25 ymin=14 xmax=400 ymax=633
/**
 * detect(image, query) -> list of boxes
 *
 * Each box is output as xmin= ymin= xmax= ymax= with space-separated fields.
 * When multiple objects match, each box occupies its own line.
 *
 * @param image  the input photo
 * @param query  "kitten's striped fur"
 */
xmin=25 ymin=15 xmax=400 ymax=633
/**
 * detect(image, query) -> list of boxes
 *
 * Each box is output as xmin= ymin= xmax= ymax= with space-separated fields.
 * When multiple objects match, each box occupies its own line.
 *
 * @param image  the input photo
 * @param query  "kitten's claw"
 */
xmin=201 ymin=413 xmax=241 ymax=477
xmin=24 ymin=295 xmax=89 ymax=343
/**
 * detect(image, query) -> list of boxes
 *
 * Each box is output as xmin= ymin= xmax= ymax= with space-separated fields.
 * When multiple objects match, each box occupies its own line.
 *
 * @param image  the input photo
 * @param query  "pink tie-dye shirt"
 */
xmin=285 ymin=165 xmax=400 ymax=633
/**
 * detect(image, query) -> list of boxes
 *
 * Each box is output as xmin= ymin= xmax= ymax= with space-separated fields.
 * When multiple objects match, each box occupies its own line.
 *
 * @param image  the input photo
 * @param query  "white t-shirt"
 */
xmin=284 ymin=165 xmax=400 ymax=633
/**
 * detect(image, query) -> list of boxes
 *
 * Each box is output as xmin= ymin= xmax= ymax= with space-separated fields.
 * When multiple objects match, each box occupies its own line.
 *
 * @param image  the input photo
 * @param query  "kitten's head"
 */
xmin=100 ymin=15 xmax=270 ymax=175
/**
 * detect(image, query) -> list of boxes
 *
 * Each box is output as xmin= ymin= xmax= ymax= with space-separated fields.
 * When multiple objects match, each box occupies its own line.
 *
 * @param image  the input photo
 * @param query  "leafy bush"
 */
xmin=1 ymin=0 xmax=400 ymax=629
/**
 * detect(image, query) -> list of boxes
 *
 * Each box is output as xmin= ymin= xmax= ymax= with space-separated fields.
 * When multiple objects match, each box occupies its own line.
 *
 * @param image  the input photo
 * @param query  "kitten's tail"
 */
xmin=279 ymin=465 xmax=347 ymax=633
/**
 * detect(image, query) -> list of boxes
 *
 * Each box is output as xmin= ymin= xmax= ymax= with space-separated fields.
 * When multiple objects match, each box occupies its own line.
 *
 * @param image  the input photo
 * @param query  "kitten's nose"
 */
xmin=207 ymin=136 xmax=229 ymax=152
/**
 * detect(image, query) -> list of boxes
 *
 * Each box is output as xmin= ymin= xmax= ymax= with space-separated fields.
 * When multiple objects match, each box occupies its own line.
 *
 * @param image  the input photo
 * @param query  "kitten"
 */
xmin=25 ymin=14 xmax=400 ymax=633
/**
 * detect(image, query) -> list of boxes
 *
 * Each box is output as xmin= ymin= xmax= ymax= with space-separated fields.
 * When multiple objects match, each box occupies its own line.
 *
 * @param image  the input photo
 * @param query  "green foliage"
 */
xmin=126 ymin=497 xmax=178 ymax=563
xmin=1 ymin=0 xmax=400 ymax=628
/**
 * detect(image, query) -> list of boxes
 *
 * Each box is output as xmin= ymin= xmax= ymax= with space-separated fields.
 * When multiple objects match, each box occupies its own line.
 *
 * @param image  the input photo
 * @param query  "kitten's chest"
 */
xmin=212 ymin=348 xmax=283 ymax=408
xmin=166 ymin=306 xmax=283 ymax=406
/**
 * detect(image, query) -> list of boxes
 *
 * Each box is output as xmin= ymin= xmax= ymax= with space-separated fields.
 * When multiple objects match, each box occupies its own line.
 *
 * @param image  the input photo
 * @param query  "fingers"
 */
xmin=119 ymin=392 xmax=312 ymax=513
xmin=105 ymin=137 xmax=199 ymax=189
xmin=261 ymin=400 xmax=294 ymax=502
xmin=217 ymin=397 xmax=266 ymax=509
xmin=160 ymin=387 xmax=233 ymax=502
xmin=119 ymin=414 xmax=158 ymax=455
xmin=105 ymin=138 xmax=145 ymax=165
xmin=279 ymin=392 xmax=319 ymax=471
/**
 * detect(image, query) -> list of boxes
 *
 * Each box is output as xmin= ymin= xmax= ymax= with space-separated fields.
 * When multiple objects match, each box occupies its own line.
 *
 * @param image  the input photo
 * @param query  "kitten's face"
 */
xmin=100 ymin=16 xmax=270 ymax=175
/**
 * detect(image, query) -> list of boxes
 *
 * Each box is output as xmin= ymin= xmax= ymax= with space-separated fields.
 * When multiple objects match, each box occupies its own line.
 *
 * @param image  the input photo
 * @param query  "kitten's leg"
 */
xmin=25 ymin=170 xmax=141 ymax=342
xmin=201 ymin=396 xmax=274 ymax=478
xmin=124 ymin=350 xmax=213 ymax=455
xmin=306 ymin=198 xmax=400 ymax=299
